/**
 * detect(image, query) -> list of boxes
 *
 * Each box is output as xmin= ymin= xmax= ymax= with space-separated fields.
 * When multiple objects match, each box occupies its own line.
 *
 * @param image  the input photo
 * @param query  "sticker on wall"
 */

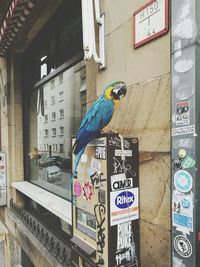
xmin=111 ymin=173 xmax=133 ymax=191
xmin=82 ymin=182 xmax=93 ymax=200
xmin=110 ymin=188 xmax=139 ymax=226
xmin=181 ymin=155 xmax=195 ymax=169
xmin=175 ymin=84 xmax=194 ymax=101
xmin=172 ymin=159 xmax=182 ymax=171
xmin=114 ymin=149 xmax=133 ymax=157
xmin=172 ymin=125 xmax=195 ymax=136
xmin=176 ymin=101 xmax=190 ymax=126
xmin=173 ymin=256 xmax=186 ymax=267
xmin=115 ymin=222 xmax=138 ymax=266
xmin=172 ymin=139 xmax=194 ymax=149
xmin=95 ymin=146 xmax=106 ymax=160
xmin=174 ymin=170 xmax=193 ymax=193
xmin=91 ymin=158 xmax=101 ymax=172
xmin=73 ymin=181 xmax=82 ymax=197
xmin=174 ymin=235 xmax=192 ymax=258
xmin=172 ymin=191 xmax=193 ymax=233
xmin=109 ymin=136 xmax=130 ymax=149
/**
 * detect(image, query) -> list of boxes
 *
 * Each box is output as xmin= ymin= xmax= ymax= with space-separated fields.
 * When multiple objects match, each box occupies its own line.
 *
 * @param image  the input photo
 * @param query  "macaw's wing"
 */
xmin=73 ymin=97 xmax=114 ymax=155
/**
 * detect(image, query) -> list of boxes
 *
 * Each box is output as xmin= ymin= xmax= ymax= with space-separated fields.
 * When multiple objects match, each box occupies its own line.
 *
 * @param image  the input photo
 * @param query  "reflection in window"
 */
xmin=51 ymin=96 xmax=55 ymax=105
xmin=51 ymin=112 xmax=56 ymax=121
xmin=59 ymin=109 xmax=64 ymax=119
xmin=51 ymin=128 xmax=56 ymax=137
xmin=28 ymin=61 xmax=86 ymax=200
xmin=59 ymin=91 xmax=64 ymax=102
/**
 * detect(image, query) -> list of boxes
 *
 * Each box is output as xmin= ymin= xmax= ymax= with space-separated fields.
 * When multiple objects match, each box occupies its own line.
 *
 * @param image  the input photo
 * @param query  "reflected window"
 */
xmin=28 ymin=61 xmax=86 ymax=200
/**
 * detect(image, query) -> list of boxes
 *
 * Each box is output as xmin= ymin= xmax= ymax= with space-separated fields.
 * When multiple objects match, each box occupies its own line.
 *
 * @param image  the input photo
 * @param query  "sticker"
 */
xmin=173 ymin=256 xmax=186 ymax=267
xmin=175 ymin=84 xmax=194 ymax=101
xmin=174 ymin=235 xmax=192 ymax=258
xmin=181 ymin=155 xmax=195 ymax=169
xmin=178 ymin=149 xmax=187 ymax=158
xmin=91 ymin=158 xmax=101 ymax=172
xmin=81 ymin=154 xmax=88 ymax=163
xmin=175 ymin=59 xmax=193 ymax=73
xmin=172 ymin=125 xmax=195 ymax=136
xmin=82 ymin=182 xmax=93 ymax=200
xmin=176 ymin=101 xmax=190 ymax=126
xmin=111 ymin=173 xmax=133 ymax=191
xmin=172 ymin=191 xmax=193 ymax=232
xmin=110 ymin=188 xmax=139 ymax=226
xmin=172 ymin=139 xmax=193 ymax=149
xmin=95 ymin=146 xmax=106 ymax=160
xmin=174 ymin=170 xmax=192 ymax=193
xmin=172 ymin=159 xmax=182 ymax=171
xmin=114 ymin=149 xmax=133 ymax=157
xmin=74 ymin=181 xmax=82 ymax=197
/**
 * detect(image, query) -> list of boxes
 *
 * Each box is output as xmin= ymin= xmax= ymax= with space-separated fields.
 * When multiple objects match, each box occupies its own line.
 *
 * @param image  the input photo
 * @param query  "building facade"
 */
xmin=0 ymin=0 xmax=197 ymax=266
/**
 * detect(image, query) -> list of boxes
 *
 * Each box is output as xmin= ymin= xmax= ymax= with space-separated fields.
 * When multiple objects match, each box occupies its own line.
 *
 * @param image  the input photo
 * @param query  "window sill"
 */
xmin=12 ymin=181 xmax=72 ymax=225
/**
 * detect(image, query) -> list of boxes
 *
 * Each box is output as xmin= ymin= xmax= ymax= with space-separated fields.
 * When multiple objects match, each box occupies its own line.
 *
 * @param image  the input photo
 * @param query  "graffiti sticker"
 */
xmin=82 ymin=182 xmax=93 ymax=200
xmin=176 ymin=101 xmax=190 ymax=126
xmin=174 ymin=235 xmax=192 ymax=258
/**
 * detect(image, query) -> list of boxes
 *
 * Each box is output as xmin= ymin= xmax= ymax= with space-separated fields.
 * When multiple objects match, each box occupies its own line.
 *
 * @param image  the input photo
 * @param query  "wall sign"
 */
xmin=133 ymin=0 xmax=169 ymax=48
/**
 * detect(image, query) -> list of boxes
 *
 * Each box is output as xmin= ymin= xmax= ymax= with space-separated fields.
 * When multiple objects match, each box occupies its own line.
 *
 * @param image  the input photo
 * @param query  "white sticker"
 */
xmin=174 ymin=235 xmax=192 ymax=258
xmin=111 ymin=173 xmax=133 ymax=191
xmin=115 ymin=149 xmax=133 ymax=157
xmin=91 ymin=158 xmax=101 ymax=171
xmin=172 ymin=125 xmax=195 ymax=136
xmin=81 ymin=154 xmax=88 ymax=163
xmin=110 ymin=188 xmax=139 ymax=226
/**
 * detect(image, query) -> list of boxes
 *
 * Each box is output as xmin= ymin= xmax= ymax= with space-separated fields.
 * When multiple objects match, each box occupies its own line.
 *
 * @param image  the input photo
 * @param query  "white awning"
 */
xmin=12 ymin=181 xmax=72 ymax=225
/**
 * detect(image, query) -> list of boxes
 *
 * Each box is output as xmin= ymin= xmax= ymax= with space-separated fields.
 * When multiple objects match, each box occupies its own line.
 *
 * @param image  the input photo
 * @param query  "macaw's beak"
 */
xmin=112 ymin=82 xmax=127 ymax=99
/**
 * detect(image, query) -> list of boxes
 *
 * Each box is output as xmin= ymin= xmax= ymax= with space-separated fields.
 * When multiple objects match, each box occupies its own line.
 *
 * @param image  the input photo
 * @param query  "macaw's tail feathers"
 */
xmin=66 ymin=148 xmax=84 ymax=192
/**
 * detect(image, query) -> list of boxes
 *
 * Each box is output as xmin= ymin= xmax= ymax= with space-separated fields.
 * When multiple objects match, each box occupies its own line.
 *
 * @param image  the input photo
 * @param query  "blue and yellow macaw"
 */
xmin=72 ymin=81 xmax=127 ymax=180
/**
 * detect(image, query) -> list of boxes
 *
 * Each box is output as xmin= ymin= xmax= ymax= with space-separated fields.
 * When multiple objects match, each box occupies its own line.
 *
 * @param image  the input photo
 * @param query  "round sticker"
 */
xmin=174 ymin=170 xmax=192 ymax=193
xmin=178 ymin=149 xmax=186 ymax=158
xmin=172 ymin=158 xmax=182 ymax=170
xmin=174 ymin=235 xmax=192 ymax=258
xmin=74 ymin=181 xmax=82 ymax=197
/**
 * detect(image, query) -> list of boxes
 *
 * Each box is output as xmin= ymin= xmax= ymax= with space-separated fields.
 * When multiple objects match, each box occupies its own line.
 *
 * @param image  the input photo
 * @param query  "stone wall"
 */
xmin=86 ymin=1 xmax=171 ymax=266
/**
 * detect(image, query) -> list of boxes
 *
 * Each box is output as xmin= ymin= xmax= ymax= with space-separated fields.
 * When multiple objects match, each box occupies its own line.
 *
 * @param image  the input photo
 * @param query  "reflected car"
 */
xmin=39 ymin=156 xmax=71 ymax=169
xmin=47 ymin=166 xmax=62 ymax=183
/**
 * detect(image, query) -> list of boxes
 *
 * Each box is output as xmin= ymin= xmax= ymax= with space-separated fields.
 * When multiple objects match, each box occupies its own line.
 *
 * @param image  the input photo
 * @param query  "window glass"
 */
xmin=28 ymin=61 xmax=86 ymax=200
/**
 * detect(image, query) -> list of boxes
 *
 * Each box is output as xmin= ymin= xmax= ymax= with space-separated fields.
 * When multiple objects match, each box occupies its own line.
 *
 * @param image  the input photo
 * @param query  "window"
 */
xmin=51 ymin=128 xmax=56 ymax=137
xmin=51 ymin=112 xmax=56 ymax=121
xmin=44 ymin=115 xmax=48 ymax=123
xmin=58 ymin=91 xmax=64 ymax=102
xmin=59 ymin=73 xmax=63 ymax=84
xmin=59 ymin=127 xmax=64 ymax=136
xmin=59 ymin=144 xmax=64 ymax=153
xmin=44 ymin=129 xmax=48 ymax=137
xmin=51 ymin=96 xmax=55 ymax=105
xmin=52 ymin=144 xmax=58 ymax=152
xmin=51 ymin=79 xmax=55 ymax=89
xmin=59 ymin=109 xmax=64 ymax=119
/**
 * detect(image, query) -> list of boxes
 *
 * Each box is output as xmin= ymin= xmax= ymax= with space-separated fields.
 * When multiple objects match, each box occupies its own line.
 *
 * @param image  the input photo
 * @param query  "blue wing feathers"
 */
xmin=74 ymin=97 xmax=114 ymax=154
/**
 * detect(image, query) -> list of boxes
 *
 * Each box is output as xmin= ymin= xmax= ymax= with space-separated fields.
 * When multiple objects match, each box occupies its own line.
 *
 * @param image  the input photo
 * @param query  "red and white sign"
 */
xmin=133 ymin=0 xmax=169 ymax=48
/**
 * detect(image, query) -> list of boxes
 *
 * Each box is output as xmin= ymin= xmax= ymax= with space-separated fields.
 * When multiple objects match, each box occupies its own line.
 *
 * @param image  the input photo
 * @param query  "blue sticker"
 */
xmin=174 ymin=170 xmax=193 ymax=193
xmin=173 ymin=213 xmax=192 ymax=229
xmin=115 ymin=191 xmax=134 ymax=209
xmin=181 ymin=198 xmax=190 ymax=209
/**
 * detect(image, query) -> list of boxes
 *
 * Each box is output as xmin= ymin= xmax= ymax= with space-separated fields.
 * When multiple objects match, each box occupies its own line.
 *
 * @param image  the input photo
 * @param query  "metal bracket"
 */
xmin=81 ymin=0 xmax=105 ymax=69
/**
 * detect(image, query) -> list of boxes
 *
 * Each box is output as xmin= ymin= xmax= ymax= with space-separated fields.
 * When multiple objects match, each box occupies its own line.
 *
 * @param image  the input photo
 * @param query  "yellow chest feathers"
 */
xmin=105 ymin=87 xmax=120 ymax=110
